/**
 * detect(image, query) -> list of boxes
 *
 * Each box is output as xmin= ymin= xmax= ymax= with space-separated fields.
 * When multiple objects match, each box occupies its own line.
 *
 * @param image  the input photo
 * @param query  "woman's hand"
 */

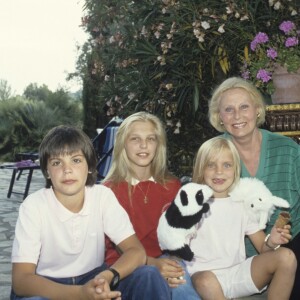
xmin=150 ymin=257 xmax=186 ymax=287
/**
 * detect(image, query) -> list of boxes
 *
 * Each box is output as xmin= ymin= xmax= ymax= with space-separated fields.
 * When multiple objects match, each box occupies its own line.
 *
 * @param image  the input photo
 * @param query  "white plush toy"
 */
xmin=157 ymin=182 xmax=213 ymax=261
xmin=229 ymin=177 xmax=290 ymax=229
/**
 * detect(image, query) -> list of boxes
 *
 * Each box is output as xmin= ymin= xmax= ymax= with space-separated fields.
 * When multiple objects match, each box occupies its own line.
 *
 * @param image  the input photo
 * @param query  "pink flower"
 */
xmin=241 ymin=70 xmax=250 ymax=80
xmin=267 ymin=48 xmax=277 ymax=59
xmin=285 ymin=37 xmax=298 ymax=47
xmin=250 ymin=32 xmax=269 ymax=51
xmin=256 ymin=69 xmax=272 ymax=83
xmin=279 ymin=21 xmax=295 ymax=35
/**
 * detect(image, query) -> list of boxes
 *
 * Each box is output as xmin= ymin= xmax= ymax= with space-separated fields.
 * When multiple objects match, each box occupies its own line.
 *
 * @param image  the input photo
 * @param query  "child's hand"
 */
xmin=269 ymin=224 xmax=292 ymax=246
xmin=80 ymin=276 xmax=121 ymax=300
xmin=153 ymin=257 xmax=186 ymax=287
xmin=166 ymin=276 xmax=186 ymax=288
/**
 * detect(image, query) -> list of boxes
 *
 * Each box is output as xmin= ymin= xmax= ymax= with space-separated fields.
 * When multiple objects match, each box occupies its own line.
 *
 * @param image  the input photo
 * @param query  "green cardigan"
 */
xmin=226 ymin=129 xmax=300 ymax=256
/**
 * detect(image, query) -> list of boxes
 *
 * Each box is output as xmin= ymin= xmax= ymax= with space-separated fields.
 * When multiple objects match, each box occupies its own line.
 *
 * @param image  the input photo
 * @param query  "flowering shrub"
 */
xmin=241 ymin=20 xmax=300 ymax=95
xmin=77 ymin=0 xmax=300 ymax=176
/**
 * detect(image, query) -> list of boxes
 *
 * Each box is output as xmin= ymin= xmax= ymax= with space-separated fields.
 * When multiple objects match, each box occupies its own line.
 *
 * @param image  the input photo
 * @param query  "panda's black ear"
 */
xmin=196 ymin=190 xmax=204 ymax=205
xmin=180 ymin=190 xmax=188 ymax=206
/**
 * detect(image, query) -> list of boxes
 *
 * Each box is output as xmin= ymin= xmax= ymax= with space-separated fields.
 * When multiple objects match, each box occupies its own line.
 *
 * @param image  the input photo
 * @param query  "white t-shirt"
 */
xmin=12 ymin=185 xmax=135 ymax=278
xmin=186 ymin=197 xmax=260 ymax=275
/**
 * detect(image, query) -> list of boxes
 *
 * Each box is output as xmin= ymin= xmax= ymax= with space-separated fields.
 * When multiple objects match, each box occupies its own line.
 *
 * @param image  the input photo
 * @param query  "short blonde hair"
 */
xmin=192 ymin=136 xmax=241 ymax=191
xmin=209 ymin=77 xmax=266 ymax=132
xmin=104 ymin=112 xmax=172 ymax=185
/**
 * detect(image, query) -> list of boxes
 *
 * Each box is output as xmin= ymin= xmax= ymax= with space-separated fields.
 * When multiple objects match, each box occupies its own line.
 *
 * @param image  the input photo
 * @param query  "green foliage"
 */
xmin=46 ymin=88 xmax=83 ymax=126
xmin=78 ymin=0 xmax=300 ymax=176
xmin=23 ymin=84 xmax=83 ymax=126
xmin=24 ymin=83 xmax=51 ymax=101
xmin=0 ymin=79 xmax=13 ymax=100
xmin=0 ymin=99 xmax=53 ymax=161
xmin=0 ymin=84 xmax=83 ymax=162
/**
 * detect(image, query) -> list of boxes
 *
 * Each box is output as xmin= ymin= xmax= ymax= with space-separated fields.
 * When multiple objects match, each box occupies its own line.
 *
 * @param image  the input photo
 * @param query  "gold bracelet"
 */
xmin=264 ymin=234 xmax=280 ymax=250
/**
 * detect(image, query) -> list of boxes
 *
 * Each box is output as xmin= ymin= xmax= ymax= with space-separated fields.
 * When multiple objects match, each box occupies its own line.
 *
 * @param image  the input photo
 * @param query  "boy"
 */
xmin=11 ymin=125 xmax=170 ymax=300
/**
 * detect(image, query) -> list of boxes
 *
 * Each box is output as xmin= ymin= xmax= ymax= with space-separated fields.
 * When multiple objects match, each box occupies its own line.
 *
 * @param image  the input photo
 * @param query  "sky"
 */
xmin=0 ymin=0 xmax=88 ymax=95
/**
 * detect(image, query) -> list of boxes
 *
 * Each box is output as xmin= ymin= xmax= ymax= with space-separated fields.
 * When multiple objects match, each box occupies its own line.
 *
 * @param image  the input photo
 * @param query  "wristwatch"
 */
xmin=107 ymin=267 xmax=120 ymax=290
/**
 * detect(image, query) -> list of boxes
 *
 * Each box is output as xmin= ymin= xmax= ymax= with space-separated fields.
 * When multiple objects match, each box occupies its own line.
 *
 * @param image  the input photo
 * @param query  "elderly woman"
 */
xmin=208 ymin=77 xmax=300 ymax=300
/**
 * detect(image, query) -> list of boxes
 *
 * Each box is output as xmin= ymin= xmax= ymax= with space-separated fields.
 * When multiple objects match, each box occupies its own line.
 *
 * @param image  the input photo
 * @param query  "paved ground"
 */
xmin=0 ymin=167 xmax=267 ymax=300
xmin=0 ymin=167 xmax=44 ymax=300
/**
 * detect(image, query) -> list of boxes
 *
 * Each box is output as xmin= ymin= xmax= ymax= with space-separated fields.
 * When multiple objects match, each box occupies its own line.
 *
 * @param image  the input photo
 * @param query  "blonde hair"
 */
xmin=192 ymin=136 xmax=241 ymax=191
xmin=209 ymin=77 xmax=266 ymax=132
xmin=104 ymin=112 xmax=174 ymax=185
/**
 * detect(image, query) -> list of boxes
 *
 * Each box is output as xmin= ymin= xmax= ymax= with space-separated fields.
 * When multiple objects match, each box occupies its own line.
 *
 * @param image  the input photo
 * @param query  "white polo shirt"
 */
xmin=12 ymin=185 xmax=134 ymax=278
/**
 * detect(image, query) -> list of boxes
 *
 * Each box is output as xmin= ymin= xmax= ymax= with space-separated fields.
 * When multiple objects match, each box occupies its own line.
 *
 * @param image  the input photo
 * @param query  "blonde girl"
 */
xmin=187 ymin=136 xmax=296 ymax=300
xmin=103 ymin=112 xmax=200 ymax=299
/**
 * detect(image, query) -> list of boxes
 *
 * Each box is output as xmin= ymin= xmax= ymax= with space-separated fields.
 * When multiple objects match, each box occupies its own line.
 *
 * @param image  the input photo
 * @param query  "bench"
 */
xmin=0 ymin=160 xmax=40 ymax=200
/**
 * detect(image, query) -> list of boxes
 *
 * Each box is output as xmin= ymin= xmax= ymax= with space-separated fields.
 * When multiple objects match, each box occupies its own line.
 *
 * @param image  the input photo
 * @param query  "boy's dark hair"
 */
xmin=39 ymin=125 xmax=98 ymax=188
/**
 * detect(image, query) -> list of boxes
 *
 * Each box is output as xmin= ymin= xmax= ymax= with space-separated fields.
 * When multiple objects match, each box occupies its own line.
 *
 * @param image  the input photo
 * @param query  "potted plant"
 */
xmin=241 ymin=20 xmax=300 ymax=104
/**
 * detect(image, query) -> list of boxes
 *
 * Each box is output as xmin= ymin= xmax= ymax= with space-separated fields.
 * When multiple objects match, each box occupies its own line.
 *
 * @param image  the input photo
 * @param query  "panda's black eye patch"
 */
xmin=196 ymin=190 xmax=204 ymax=205
xmin=251 ymin=204 xmax=254 ymax=208
xmin=259 ymin=198 xmax=262 ymax=201
xmin=180 ymin=190 xmax=188 ymax=206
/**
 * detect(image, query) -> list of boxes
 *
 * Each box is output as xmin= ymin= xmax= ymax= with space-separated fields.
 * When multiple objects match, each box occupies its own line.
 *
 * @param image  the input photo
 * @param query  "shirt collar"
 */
xmin=49 ymin=187 xmax=90 ymax=222
xmin=131 ymin=176 xmax=155 ymax=186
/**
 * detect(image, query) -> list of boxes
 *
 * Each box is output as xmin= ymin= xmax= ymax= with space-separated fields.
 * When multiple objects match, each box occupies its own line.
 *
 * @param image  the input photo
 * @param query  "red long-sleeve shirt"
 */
xmin=104 ymin=179 xmax=181 ymax=265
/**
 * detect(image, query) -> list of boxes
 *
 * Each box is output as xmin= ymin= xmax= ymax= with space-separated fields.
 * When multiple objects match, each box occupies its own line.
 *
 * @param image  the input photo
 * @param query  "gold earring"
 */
xmin=220 ymin=121 xmax=224 ymax=125
xmin=257 ymin=113 xmax=261 ymax=118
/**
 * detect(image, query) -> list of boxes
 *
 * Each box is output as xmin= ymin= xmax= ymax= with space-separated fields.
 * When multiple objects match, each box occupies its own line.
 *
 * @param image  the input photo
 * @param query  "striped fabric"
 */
xmin=93 ymin=117 xmax=122 ymax=182
xmin=97 ymin=126 xmax=119 ymax=179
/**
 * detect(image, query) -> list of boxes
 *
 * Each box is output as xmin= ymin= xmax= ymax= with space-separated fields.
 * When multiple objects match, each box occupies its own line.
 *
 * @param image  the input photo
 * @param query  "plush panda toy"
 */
xmin=157 ymin=182 xmax=213 ymax=261
xmin=229 ymin=177 xmax=290 ymax=229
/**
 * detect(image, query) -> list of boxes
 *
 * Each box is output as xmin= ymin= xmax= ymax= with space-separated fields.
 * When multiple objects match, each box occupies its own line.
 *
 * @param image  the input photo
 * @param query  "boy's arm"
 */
xmin=12 ymin=262 xmax=121 ymax=300
xmin=99 ymin=234 xmax=146 ymax=285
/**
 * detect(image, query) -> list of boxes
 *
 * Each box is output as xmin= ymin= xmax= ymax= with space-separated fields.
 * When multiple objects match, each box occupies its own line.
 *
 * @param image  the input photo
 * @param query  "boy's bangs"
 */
xmin=48 ymin=135 xmax=84 ymax=158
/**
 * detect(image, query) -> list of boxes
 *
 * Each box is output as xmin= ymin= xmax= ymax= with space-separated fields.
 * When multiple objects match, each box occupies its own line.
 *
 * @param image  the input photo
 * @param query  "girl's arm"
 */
xmin=146 ymin=256 xmax=185 ymax=287
xmin=248 ymin=225 xmax=292 ymax=253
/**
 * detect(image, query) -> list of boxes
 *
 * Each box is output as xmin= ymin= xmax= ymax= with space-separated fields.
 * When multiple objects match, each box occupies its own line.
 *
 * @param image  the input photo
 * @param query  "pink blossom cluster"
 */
xmin=242 ymin=20 xmax=300 ymax=88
